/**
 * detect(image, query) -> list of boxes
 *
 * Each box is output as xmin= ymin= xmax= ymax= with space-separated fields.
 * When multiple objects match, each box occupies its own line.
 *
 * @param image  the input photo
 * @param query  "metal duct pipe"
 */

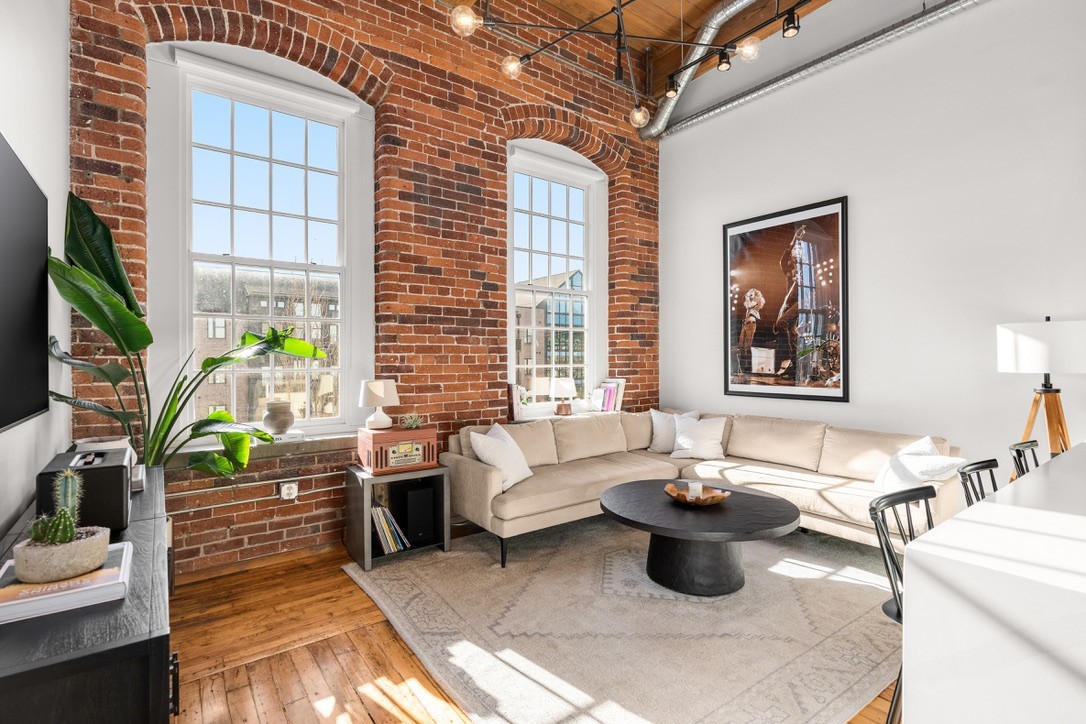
xmin=638 ymin=0 xmax=759 ymax=140
xmin=661 ymin=0 xmax=994 ymax=139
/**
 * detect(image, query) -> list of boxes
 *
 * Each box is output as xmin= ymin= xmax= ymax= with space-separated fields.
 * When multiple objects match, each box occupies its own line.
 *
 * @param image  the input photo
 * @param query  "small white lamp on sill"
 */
xmin=359 ymin=379 xmax=399 ymax=430
xmin=550 ymin=377 xmax=577 ymax=417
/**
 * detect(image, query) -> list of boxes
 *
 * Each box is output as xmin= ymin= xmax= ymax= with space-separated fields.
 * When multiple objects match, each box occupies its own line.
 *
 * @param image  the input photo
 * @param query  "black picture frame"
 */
xmin=723 ymin=197 xmax=849 ymax=402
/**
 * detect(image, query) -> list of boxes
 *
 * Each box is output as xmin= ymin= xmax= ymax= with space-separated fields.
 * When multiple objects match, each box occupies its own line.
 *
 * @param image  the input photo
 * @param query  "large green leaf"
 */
xmin=48 ymin=256 xmax=153 ymax=355
xmin=190 ymin=417 xmax=274 ymax=445
xmin=200 ymin=328 xmax=325 ymax=374
xmin=186 ymin=451 xmax=237 ymax=477
xmin=48 ymin=336 xmax=131 ymax=386
xmin=65 ymin=192 xmax=143 ymax=317
xmin=49 ymin=391 xmax=139 ymax=424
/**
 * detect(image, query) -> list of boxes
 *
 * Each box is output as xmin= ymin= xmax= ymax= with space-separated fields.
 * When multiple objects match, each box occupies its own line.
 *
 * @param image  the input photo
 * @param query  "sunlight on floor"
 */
xmin=358 ymin=679 xmax=411 ymax=720
xmin=768 ymin=558 xmax=889 ymax=591
xmin=447 ymin=640 xmax=646 ymax=723
xmin=315 ymin=695 xmax=337 ymax=717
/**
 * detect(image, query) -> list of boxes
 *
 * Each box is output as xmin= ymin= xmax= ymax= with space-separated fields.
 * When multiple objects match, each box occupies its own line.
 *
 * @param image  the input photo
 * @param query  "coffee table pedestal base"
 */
xmin=646 ymin=534 xmax=745 ymax=596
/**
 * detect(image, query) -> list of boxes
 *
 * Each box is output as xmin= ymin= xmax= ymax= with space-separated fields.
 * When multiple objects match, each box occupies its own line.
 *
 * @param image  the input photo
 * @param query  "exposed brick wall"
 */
xmin=69 ymin=0 xmax=660 ymax=571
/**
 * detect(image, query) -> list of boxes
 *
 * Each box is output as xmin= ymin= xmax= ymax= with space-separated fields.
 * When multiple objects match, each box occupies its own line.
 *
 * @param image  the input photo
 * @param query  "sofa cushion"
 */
xmin=491 ymin=452 xmax=679 ymax=521
xmin=620 ymin=411 xmax=653 ymax=451
xmin=629 ymin=448 xmax=702 ymax=472
xmin=553 ymin=415 xmax=627 ymax=463
xmin=699 ymin=412 xmax=734 ymax=452
xmin=818 ymin=426 xmax=951 ymax=481
xmin=682 ymin=457 xmax=951 ymax=532
xmin=458 ymin=419 xmax=559 ymax=468
xmin=726 ymin=415 xmax=827 ymax=471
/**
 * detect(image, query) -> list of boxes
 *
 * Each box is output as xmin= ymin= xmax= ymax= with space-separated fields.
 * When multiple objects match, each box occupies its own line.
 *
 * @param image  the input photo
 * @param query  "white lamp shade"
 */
xmin=996 ymin=321 xmax=1086 ymax=374
xmin=550 ymin=377 xmax=577 ymax=399
xmin=359 ymin=379 xmax=400 ymax=407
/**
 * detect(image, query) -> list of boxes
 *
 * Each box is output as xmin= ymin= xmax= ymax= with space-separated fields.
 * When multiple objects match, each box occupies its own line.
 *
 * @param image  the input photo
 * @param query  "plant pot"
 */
xmin=262 ymin=400 xmax=295 ymax=435
xmin=13 ymin=527 xmax=110 ymax=583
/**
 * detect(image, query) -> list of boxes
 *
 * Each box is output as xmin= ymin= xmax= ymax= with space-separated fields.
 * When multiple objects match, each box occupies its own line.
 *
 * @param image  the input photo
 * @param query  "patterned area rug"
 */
xmin=344 ymin=517 xmax=899 ymax=724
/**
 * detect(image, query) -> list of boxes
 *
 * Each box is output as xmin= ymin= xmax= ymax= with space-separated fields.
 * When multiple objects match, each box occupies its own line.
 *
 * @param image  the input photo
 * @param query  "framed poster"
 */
xmin=723 ymin=197 xmax=848 ymax=401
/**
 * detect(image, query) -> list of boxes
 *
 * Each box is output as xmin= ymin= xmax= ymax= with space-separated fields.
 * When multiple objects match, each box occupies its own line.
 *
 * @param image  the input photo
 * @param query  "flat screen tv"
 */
xmin=0 ymin=131 xmax=48 ymax=433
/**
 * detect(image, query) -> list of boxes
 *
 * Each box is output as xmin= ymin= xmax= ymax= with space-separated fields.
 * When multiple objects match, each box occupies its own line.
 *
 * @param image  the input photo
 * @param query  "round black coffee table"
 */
xmin=600 ymin=479 xmax=801 ymax=596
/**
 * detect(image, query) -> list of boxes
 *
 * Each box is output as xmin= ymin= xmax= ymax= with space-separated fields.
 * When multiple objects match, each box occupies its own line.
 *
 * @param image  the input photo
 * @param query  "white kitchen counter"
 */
xmin=902 ymin=443 xmax=1086 ymax=722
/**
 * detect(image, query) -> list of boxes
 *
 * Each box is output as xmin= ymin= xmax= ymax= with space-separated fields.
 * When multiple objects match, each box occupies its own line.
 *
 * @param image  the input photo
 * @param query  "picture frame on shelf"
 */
xmin=723 ymin=197 xmax=849 ymax=402
xmin=601 ymin=377 xmax=627 ymax=411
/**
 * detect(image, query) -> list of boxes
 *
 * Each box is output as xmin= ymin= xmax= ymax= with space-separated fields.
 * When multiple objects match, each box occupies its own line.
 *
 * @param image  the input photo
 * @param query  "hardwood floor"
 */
xmin=171 ymin=542 xmax=893 ymax=723
xmin=171 ymin=544 xmax=468 ymax=723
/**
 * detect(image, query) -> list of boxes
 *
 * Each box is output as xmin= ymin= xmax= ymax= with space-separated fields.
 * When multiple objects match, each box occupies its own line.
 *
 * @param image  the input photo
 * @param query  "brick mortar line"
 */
xmin=167 ymin=482 xmax=346 ymax=514
xmin=164 ymin=470 xmax=347 ymax=498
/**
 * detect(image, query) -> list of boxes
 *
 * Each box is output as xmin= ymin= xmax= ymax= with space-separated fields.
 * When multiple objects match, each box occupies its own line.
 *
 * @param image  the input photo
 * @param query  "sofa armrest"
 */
xmin=440 ymin=451 xmax=502 ymax=533
xmin=930 ymin=474 xmax=967 ymax=526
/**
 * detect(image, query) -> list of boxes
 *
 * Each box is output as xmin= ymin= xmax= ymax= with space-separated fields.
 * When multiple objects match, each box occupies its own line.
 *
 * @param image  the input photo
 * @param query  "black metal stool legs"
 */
xmin=887 ymin=666 xmax=902 ymax=724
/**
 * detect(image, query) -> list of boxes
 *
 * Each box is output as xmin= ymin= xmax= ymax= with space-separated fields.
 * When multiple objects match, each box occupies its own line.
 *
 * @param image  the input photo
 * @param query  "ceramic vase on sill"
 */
xmin=263 ymin=400 xmax=295 ymax=435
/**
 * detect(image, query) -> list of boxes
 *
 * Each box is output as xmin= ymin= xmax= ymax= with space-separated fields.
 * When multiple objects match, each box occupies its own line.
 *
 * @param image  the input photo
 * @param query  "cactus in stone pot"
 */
xmin=401 ymin=413 xmax=424 ymax=430
xmin=14 ymin=468 xmax=109 ymax=583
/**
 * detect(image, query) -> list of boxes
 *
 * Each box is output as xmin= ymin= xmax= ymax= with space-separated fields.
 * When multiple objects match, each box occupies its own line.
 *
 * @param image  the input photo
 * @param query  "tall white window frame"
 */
xmin=147 ymin=46 xmax=375 ymax=435
xmin=507 ymin=142 xmax=608 ymax=418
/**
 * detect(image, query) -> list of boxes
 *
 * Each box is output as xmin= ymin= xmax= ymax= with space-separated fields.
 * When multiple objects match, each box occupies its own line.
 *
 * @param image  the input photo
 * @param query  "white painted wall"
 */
xmin=0 ymin=0 xmax=71 ymax=531
xmin=659 ymin=0 xmax=1086 ymax=463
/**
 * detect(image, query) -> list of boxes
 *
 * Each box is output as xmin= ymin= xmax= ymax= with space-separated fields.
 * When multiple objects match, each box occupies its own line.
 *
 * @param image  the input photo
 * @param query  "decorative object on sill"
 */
xmin=262 ymin=399 xmax=295 ymax=434
xmin=269 ymin=429 xmax=306 ymax=443
xmin=37 ymin=448 xmax=130 ymax=531
xmin=590 ymin=387 xmax=605 ymax=412
xmin=401 ymin=413 xmax=424 ymax=430
xmin=357 ymin=426 xmax=439 ymax=476
xmin=996 ymin=316 xmax=1086 ymax=458
xmin=72 ymin=434 xmax=143 ymax=492
xmin=602 ymin=377 xmax=627 ymax=411
xmin=47 ymin=194 xmax=327 ymax=477
xmin=664 ymin=481 xmax=730 ymax=506
xmin=507 ymin=383 xmax=526 ymax=422
xmin=599 ymin=381 xmax=620 ymax=412
xmin=359 ymin=379 xmax=400 ymax=430
xmin=724 ymin=197 xmax=849 ymax=402
xmin=550 ymin=377 xmax=576 ymax=416
xmin=14 ymin=468 xmax=110 ymax=584
xmin=445 ymin=1 xmax=813 ymax=129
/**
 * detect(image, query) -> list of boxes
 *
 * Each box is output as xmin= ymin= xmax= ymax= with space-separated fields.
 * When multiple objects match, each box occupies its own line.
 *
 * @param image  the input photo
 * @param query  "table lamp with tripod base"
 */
xmin=997 ymin=317 xmax=1086 ymax=459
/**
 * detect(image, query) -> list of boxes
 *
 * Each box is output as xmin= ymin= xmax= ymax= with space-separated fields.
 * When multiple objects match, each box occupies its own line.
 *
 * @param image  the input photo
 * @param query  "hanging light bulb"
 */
xmin=716 ymin=49 xmax=731 ymax=72
xmin=500 ymin=55 xmax=525 ymax=80
xmin=665 ymin=76 xmax=679 ymax=99
xmin=449 ymin=5 xmax=483 ymax=38
xmin=629 ymin=104 xmax=650 ymax=129
xmin=736 ymin=36 xmax=762 ymax=63
xmin=782 ymin=10 xmax=800 ymax=38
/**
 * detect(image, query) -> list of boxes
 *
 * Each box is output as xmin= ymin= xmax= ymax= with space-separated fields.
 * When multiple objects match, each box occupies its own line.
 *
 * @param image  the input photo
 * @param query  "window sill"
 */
xmin=165 ymin=429 xmax=358 ymax=469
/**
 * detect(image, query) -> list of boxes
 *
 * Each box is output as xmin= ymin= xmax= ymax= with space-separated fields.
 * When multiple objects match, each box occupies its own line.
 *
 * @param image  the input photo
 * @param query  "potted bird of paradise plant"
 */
xmin=47 ymin=193 xmax=326 ymax=476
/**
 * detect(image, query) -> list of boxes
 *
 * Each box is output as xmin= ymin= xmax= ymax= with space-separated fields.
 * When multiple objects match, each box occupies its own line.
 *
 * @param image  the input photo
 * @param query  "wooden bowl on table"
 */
xmin=664 ymin=482 xmax=730 ymax=507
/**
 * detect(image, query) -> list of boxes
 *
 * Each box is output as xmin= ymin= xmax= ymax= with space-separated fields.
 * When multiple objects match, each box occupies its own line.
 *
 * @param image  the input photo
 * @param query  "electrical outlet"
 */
xmin=279 ymin=482 xmax=299 ymax=500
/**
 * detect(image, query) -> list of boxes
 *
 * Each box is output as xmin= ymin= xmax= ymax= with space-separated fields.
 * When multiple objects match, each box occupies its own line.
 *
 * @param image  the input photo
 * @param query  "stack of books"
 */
xmin=371 ymin=503 xmax=411 ymax=554
xmin=0 ymin=542 xmax=133 ymax=624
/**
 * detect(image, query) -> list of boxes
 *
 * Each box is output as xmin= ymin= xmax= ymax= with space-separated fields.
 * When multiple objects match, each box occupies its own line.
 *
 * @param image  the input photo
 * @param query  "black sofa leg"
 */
xmin=500 ymin=536 xmax=507 ymax=568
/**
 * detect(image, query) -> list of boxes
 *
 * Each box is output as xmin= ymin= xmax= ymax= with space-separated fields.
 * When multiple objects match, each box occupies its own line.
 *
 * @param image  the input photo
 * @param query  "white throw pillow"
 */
xmin=470 ymin=424 xmax=533 ymax=492
xmin=649 ymin=409 xmax=700 ymax=453
xmin=671 ymin=416 xmax=727 ymax=460
xmin=875 ymin=437 xmax=965 ymax=493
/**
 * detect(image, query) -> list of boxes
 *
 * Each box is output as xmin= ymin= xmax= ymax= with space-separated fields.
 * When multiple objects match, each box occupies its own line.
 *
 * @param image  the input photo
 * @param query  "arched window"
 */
xmin=146 ymin=44 xmax=375 ymax=433
xmin=507 ymin=141 xmax=608 ymax=415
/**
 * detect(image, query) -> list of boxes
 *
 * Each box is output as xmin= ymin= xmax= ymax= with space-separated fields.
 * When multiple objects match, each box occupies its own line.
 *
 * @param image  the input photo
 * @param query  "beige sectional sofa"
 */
xmin=440 ymin=412 xmax=964 ymax=565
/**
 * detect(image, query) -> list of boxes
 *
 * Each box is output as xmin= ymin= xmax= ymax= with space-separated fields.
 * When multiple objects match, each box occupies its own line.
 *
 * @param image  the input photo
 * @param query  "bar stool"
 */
xmin=1010 ymin=440 xmax=1041 ymax=478
xmin=957 ymin=459 xmax=1000 ymax=507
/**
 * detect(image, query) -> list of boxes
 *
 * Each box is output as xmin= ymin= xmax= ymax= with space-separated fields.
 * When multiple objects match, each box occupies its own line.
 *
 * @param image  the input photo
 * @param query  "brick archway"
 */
xmin=500 ymin=103 xmax=630 ymax=178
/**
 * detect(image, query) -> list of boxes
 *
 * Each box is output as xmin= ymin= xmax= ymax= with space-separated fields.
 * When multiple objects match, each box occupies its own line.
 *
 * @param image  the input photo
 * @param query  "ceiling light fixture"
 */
xmin=782 ymin=9 xmax=800 ymax=38
xmin=448 ymin=5 xmax=483 ymax=38
xmin=736 ymin=36 xmax=762 ymax=63
xmin=446 ymin=1 xmax=814 ymax=129
xmin=500 ymin=54 xmax=527 ymax=79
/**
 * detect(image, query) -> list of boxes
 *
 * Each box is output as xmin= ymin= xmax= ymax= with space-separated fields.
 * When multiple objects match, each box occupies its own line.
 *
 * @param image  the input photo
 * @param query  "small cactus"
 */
xmin=401 ymin=413 xmax=424 ymax=430
xmin=29 ymin=515 xmax=52 ymax=543
xmin=46 ymin=508 xmax=76 ymax=544
xmin=54 ymin=468 xmax=83 ymax=525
